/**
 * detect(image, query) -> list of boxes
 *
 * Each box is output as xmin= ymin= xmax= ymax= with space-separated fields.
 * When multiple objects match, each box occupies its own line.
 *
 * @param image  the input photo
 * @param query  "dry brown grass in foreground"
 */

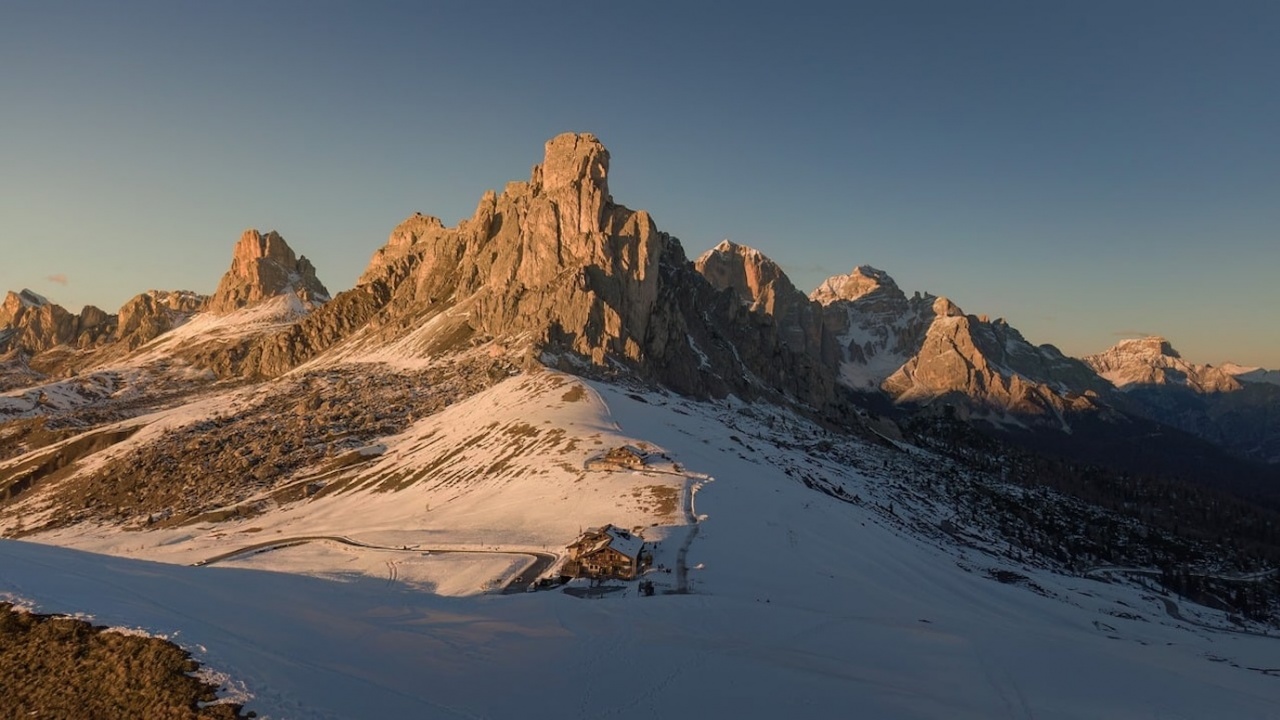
xmin=0 ymin=602 xmax=249 ymax=719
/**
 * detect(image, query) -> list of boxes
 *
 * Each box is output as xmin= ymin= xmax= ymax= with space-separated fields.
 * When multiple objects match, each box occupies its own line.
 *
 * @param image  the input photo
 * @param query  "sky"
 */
xmin=1 ymin=1 xmax=1277 ymax=367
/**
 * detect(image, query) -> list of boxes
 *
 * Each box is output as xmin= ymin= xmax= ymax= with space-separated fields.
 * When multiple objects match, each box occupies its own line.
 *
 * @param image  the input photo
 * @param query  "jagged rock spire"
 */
xmin=206 ymin=230 xmax=330 ymax=314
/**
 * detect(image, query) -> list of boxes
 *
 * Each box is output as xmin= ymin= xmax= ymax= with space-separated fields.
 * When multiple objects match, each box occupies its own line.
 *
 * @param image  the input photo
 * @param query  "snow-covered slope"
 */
xmin=1224 ymin=362 xmax=1280 ymax=387
xmin=8 ymin=370 xmax=696 ymax=595
xmin=3 ymin=381 xmax=1278 ymax=719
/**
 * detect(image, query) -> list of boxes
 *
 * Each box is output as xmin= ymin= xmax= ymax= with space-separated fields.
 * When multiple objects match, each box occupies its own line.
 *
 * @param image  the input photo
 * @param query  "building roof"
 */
xmin=602 ymin=526 xmax=644 ymax=559
xmin=571 ymin=524 xmax=644 ymax=560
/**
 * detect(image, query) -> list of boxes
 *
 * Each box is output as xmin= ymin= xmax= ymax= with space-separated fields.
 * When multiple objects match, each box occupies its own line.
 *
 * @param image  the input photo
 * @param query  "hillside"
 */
xmin=4 ymin=380 xmax=1279 ymax=718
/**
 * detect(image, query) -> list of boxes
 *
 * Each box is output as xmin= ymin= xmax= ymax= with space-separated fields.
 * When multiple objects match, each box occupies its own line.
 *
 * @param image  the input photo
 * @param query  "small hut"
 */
xmin=586 ymin=445 xmax=649 ymax=472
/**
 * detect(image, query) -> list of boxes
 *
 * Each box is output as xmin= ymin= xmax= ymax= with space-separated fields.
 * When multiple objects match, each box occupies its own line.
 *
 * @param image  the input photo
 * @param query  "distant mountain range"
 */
xmin=2 ymin=133 xmax=1277 ymax=488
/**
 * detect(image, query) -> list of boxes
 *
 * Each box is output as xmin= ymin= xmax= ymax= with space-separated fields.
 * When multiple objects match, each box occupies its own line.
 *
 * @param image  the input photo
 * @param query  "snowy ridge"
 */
xmin=14 ymin=288 xmax=50 ymax=308
xmin=1223 ymin=362 xmax=1280 ymax=386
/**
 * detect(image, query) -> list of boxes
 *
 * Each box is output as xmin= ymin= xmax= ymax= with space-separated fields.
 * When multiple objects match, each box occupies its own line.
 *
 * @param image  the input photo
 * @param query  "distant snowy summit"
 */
xmin=1221 ymin=362 xmax=1280 ymax=387
xmin=1083 ymin=336 xmax=1241 ymax=393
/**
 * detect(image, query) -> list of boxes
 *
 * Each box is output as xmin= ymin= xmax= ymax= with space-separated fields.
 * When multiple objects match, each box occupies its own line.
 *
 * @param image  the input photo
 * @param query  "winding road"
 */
xmin=1084 ymin=566 xmax=1278 ymax=639
xmin=193 ymin=535 xmax=557 ymax=594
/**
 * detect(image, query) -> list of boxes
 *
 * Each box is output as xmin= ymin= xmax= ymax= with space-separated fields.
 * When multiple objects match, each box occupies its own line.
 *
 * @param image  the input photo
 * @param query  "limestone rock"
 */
xmin=695 ymin=240 xmax=838 ymax=366
xmin=1083 ymin=337 xmax=1241 ymax=393
xmin=206 ymin=230 xmax=330 ymax=315
xmin=811 ymin=269 xmax=1108 ymax=425
xmin=0 ymin=290 xmax=116 ymax=355
xmin=227 ymin=132 xmax=842 ymax=411
xmin=115 ymin=290 xmax=208 ymax=350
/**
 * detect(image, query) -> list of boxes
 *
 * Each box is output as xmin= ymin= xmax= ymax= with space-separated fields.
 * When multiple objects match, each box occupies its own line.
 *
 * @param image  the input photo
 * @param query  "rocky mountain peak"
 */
xmin=15 ymin=289 xmax=49 ymax=308
xmin=0 ymin=290 xmax=115 ymax=355
xmin=206 ymin=230 xmax=330 ymax=315
xmin=1084 ymin=336 xmax=1238 ymax=393
xmin=239 ymin=132 xmax=842 ymax=408
xmin=810 ymin=266 xmax=903 ymax=305
xmin=114 ymin=290 xmax=209 ymax=351
xmin=932 ymin=296 xmax=963 ymax=318
xmin=529 ymin=133 xmax=611 ymax=236
xmin=695 ymin=240 xmax=790 ymax=308
xmin=694 ymin=240 xmax=835 ymax=364
xmin=1108 ymin=336 xmax=1181 ymax=359
xmin=535 ymin=133 xmax=609 ymax=193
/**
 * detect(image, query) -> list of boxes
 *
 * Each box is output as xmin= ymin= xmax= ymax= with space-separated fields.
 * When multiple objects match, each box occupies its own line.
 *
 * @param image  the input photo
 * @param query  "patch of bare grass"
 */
xmin=0 ymin=603 xmax=250 ymax=719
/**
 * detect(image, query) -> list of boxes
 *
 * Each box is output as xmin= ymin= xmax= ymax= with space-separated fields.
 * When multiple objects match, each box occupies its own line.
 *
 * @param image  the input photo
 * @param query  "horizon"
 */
xmin=2 ymin=2 xmax=1277 ymax=368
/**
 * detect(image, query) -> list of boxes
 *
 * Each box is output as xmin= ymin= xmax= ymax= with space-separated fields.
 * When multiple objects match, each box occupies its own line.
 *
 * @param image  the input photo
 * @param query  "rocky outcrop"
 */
xmin=1083 ymin=337 xmax=1241 ymax=393
xmin=880 ymin=305 xmax=1108 ymax=421
xmin=206 ymin=230 xmax=329 ymax=315
xmin=809 ymin=268 xmax=1109 ymax=425
xmin=695 ymin=240 xmax=837 ymax=366
xmin=811 ymin=267 xmax=938 ymax=390
xmin=0 ymin=290 xmax=115 ymax=354
xmin=225 ymin=133 xmax=840 ymax=408
xmin=1084 ymin=338 xmax=1279 ymax=464
xmin=115 ymin=290 xmax=208 ymax=350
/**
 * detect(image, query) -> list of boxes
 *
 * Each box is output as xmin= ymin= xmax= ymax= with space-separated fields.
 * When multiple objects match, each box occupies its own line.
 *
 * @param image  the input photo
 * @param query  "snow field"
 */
xmin=1 ymin=373 xmax=1277 ymax=718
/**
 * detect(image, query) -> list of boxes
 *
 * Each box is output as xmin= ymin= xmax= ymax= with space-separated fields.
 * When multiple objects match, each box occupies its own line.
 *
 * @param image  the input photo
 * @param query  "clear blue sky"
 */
xmin=2 ymin=1 xmax=1277 ymax=367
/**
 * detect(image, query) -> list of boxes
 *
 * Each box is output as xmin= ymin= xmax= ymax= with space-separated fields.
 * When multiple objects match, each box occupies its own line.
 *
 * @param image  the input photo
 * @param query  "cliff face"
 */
xmin=695 ymin=240 xmax=838 ymax=368
xmin=115 ymin=291 xmax=208 ymax=351
xmin=231 ymin=133 xmax=839 ymax=407
xmin=1084 ymin=337 xmax=1241 ymax=393
xmin=806 ymin=268 xmax=1112 ymax=425
xmin=0 ymin=290 xmax=115 ymax=355
xmin=206 ymin=230 xmax=329 ymax=315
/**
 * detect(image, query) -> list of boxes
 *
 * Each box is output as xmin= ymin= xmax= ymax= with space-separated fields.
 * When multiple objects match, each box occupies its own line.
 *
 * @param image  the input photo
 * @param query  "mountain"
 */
xmin=807 ymin=266 xmax=1111 ymax=427
xmin=1084 ymin=337 xmax=1280 ymax=464
xmin=1224 ymin=363 xmax=1280 ymax=386
xmin=694 ymin=239 xmax=836 ymax=366
xmin=206 ymin=229 xmax=329 ymax=315
xmin=113 ymin=289 xmax=209 ymax=351
xmin=1 ymin=132 xmax=1279 ymax=717
xmin=0 ymin=289 xmax=114 ymax=356
xmin=1084 ymin=336 xmax=1241 ymax=393
xmin=227 ymin=133 xmax=841 ymax=407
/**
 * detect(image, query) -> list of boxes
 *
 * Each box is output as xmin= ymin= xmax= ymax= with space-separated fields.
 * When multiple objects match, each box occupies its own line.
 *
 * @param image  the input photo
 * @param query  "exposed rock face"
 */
xmin=1084 ymin=337 xmax=1241 ymax=393
xmin=695 ymin=240 xmax=837 ymax=366
xmin=0 ymin=290 xmax=115 ymax=354
xmin=881 ymin=306 xmax=1108 ymax=421
xmin=115 ymin=290 xmax=208 ymax=350
xmin=1083 ymin=338 xmax=1279 ymax=463
xmin=206 ymin=230 xmax=330 ymax=315
xmin=810 ymin=269 xmax=1108 ymax=425
xmin=236 ymin=133 xmax=841 ymax=408
xmin=811 ymin=267 xmax=938 ymax=390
